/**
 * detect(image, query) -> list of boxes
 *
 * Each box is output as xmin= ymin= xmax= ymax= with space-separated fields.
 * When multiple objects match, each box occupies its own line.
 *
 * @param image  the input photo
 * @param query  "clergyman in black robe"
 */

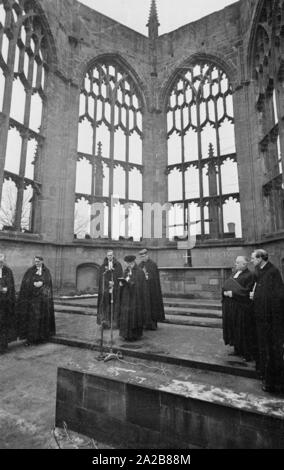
xmin=116 ymin=255 xmax=146 ymax=341
xmin=0 ymin=253 xmax=16 ymax=353
xmin=18 ymin=256 xmax=55 ymax=345
xmin=138 ymin=249 xmax=165 ymax=330
xmin=251 ymin=250 xmax=284 ymax=393
xmin=97 ymin=250 xmax=123 ymax=329
xmin=222 ymin=256 xmax=256 ymax=360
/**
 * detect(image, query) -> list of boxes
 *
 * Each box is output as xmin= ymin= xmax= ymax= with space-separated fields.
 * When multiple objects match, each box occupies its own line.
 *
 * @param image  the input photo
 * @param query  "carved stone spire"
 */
xmin=207 ymin=143 xmax=219 ymax=238
xmin=95 ymin=141 xmax=104 ymax=197
xmin=146 ymin=0 xmax=160 ymax=77
xmin=146 ymin=0 xmax=160 ymax=40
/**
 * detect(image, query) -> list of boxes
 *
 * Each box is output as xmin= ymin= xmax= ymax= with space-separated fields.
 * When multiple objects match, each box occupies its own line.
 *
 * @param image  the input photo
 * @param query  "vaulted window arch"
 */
xmin=0 ymin=0 xmax=50 ymax=233
xmin=166 ymin=61 xmax=241 ymax=241
xmin=75 ymin=58 xmax=143 ymax=241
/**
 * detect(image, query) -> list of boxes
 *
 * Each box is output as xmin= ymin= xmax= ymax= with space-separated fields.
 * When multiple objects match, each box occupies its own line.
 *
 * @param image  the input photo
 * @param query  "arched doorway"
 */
xmin=76 ymin=263 xmax=99 ymax=293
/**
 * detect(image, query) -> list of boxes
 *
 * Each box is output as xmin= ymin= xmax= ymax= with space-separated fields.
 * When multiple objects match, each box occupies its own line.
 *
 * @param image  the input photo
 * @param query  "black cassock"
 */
xmin=222 ymin=268 xmax=256 ymax=359
xmin=253 ymin=262 xmax=284 ymax=391
xmin=116 ymin=264 xmax=146 ymax=341
xmin=97 ymin=258 xmax=123 ymax=329
xmin=139 ymin=259 xmax=165 ymax=330
xmin=0 ymin=265 xmax=16 ymax=353
xmin=17 ymin=264 xmax=55 ymax=343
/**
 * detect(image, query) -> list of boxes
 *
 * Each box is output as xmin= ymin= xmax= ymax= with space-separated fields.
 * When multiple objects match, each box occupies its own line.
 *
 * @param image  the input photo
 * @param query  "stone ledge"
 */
xmin=0 ymin=231 xmax=42 ymax=242
xmin=159 ymin=266 xmax=232 ymax=270
xmin=51 ymin=336 xmax=257 ymax=379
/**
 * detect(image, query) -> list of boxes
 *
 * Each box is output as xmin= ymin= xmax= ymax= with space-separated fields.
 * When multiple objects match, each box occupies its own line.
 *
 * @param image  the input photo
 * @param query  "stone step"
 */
xmin=55 ymin=304 xmax=95 ymax=315
xmin=55 ymin=300 xmax=96 ymax=308
xmin=165 ymin=314 xmax=222 ymax=329
xmin=54 ymin=306 xmax=222 ymax=328
xmin=54 ymin=303 xmax=222 ymax=319
xmin=54 ymin=299 xmax=222 ymax=312
xmin=54 ymin=296 xmax=221 ymax=310
xmin=165 ymin=306 xmax=222 ymax=318
xmin=54 ymin=295 xmax=97 ymax=301
xmin=164 ymin=299 xmax=221 ymax=311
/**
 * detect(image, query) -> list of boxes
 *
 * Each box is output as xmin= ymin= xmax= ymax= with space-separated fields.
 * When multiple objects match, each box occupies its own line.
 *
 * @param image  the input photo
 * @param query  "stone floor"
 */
xmin=0 ymin=342 xmax=114 ymax=449
xmin=54 ymin=311 xmax=256 ymax=377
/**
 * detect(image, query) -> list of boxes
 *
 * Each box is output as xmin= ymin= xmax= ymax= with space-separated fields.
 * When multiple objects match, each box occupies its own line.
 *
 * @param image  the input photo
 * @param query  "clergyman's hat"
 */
xmin=139 ymin=249 xmax=148 ymax=255
xmin=124 ymin=255 xmax=136 ymax=262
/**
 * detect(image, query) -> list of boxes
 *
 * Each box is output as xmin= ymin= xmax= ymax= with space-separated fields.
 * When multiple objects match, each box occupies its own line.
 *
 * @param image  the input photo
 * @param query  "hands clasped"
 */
xmin=34 ymin=281 xmax=43 ymax=288
xmin=223 ymin=291 xmax=233 ymax=298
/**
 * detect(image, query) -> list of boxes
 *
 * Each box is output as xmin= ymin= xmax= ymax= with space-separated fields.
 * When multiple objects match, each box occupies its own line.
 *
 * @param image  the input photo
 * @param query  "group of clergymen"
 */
xmin=1 ymin=245 xmax=284 ymax=395
xmin=222 ymin=249 xmax=284 ymax=394
xmin=96 ymin=249 xmax=165 ymax=341
xmin=0 ymin=253 xmax=55 ymax=354
xmin=0 ymin=248 xmax=165 ymax=354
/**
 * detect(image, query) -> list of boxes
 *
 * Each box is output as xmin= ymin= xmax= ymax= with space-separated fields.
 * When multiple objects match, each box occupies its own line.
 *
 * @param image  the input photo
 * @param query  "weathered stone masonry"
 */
xmin=0 ymin=0 xmax=283 ymax=292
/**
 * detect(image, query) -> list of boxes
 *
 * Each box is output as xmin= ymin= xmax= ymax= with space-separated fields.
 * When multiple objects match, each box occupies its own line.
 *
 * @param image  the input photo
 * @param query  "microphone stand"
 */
xmin=104 ymin=265 xmax=122 ymax=362
xmin=97 ymin=271 xmax=107 ymax=361
xmin=97 ymin=322 xmax=106 ymax=361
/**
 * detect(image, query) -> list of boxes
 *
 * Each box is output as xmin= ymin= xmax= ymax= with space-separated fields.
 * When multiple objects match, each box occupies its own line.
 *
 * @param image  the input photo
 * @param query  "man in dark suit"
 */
xmin=250 ymin=249 xmax=284 ymax=393
xmin=138 ymin=248 xmax=165 ymax=330
xmin=0 ymin=253 xmax=16 ymax=353
xmin=97 ymin=250 xmax=123 ymax=329
xmin=222 ymin=255 xmax=256 ymax=361
xmin=116 ymin=255 xmax=146 ymax=341
xmin=18 ymin=256 xmax=55 ymax=345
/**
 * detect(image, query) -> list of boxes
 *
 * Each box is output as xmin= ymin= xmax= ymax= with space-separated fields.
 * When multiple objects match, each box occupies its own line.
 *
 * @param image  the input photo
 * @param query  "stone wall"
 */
xmin=1 ymin=0 xmax=284 ymax=287
xmin=55 ymin=366 xmax=284 ymax=449
xmin=159 ymin=267 xmax=232 ymax=300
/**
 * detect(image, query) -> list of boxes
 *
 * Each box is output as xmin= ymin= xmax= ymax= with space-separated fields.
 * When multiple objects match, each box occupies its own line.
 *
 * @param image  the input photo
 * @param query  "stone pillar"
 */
xmin=0 ymin=35 xmax=17 ymax=202
xmin=38 ymin=72 xmax=79 ymax=245
xmin=142 ymin=107 xmax=168 ymax=244
xmin=233 ymin=80 xmax=264 ymax=242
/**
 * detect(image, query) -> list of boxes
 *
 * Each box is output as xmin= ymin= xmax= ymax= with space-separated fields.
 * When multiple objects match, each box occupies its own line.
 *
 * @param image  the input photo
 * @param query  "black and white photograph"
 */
xmin=0 ymin=0 xmax=284 ymax=454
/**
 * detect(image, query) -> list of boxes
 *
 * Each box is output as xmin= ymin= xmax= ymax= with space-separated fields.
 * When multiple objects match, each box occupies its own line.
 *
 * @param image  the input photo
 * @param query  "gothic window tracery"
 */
xmin=75 ymin=59 xmax=143 ymax=241
xmin=166 ymin=62 xmax=241 ymax=241
xmin=0 ymin=0 xmax=49 ymax=233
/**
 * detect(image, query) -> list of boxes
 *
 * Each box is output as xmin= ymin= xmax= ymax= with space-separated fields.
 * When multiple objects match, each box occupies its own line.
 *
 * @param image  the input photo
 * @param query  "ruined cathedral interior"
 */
xmin=0 ymin=0 xmax=284 ymax=450
xmin=0 ymin=0 xmax=283 ymax=292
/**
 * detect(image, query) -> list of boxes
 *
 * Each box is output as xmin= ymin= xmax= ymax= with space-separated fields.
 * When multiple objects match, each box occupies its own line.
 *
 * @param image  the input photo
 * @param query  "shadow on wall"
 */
xmin=76 ymin=263 xmax=99 ymax=294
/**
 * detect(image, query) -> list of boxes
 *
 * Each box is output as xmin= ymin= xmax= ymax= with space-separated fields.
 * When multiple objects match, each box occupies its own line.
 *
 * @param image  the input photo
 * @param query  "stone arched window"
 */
xmin=75 ymin=58 xmax=143 ymax=241
xmin=0 ymin=0 xmax=50 ymax=233
xmin=253 ymin=0 xmax=284 ymax=233
xmin=166 ymin=61 xmax=241 ymax=241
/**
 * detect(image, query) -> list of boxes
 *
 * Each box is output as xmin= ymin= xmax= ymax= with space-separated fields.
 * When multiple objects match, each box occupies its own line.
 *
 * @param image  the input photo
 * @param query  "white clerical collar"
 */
xmin=233 ymin=270 xmax=242 ymax=279
xmin=260 ymin=262 xmax=268 ymax=270
xmin=36 ymin=266 xmax=42 ymax=275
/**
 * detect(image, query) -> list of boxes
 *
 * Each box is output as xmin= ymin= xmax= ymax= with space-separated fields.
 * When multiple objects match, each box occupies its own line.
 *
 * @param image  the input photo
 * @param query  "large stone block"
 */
xmin=56 ymin=367 xmax=284 ymax=449
xmin=56 ymin=368 xmax=84 ymax=407
xmin=126 ymin=384 xmax=161 ymax=432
